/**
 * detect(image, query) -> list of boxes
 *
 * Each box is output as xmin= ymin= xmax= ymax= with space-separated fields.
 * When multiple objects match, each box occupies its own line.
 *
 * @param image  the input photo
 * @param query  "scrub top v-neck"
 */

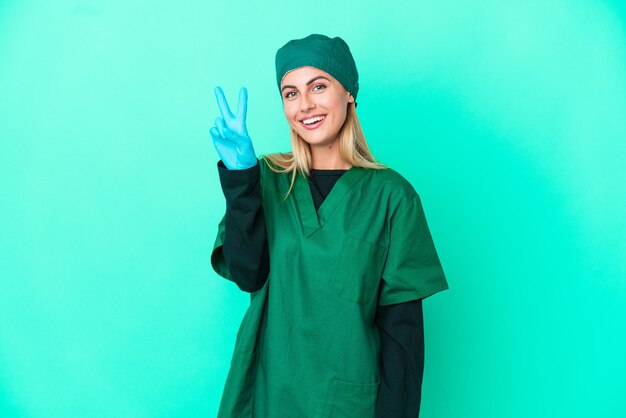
xmin=293 ymin=165 xmax=366 ymax=237
xmin=212 ymin=156 xmax=449 ymax=418
xmin=307 ymin=168 xmax=348 ymax=211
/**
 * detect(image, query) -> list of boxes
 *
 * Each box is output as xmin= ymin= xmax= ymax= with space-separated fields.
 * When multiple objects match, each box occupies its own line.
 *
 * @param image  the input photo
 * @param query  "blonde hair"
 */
xmin=262 ymin=101 xmax=388 ymax=201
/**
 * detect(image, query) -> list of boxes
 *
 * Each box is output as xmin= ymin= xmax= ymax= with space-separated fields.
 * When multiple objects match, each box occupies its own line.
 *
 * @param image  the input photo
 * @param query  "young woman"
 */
xmin=209 ymin=34 xmax=449 ymax=418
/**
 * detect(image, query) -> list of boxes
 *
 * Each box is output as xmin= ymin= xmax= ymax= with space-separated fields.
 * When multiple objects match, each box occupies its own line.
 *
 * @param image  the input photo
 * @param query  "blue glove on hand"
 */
xmin=209 ymin=86 xmax=258 ymax=170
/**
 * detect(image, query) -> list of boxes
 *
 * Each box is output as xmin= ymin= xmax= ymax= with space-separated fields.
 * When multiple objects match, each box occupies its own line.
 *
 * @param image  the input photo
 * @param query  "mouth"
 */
xmin=300 ymin=114 xmax=326 ymax=130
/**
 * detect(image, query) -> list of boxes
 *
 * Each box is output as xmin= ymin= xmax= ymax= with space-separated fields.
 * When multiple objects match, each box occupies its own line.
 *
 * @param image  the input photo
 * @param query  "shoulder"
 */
xmin=367 ymin=165 xmax=419 ymax=204
xmin=257 ymin=153 xmax=294 ymax=192
xmin=363 ymin=165 xmax=427 ymax=221
xmin=258 ymin=152 xmax=292 ymax=174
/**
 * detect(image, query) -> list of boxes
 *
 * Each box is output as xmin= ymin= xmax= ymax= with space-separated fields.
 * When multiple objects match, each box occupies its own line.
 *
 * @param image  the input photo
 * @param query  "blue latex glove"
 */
xmin=209 ymin=86 xmax=258 ymax=170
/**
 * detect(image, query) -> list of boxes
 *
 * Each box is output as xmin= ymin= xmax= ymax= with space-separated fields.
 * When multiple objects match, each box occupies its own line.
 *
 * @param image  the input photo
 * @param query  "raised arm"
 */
xmin=209 ymin=86 xmax=270 ymax=292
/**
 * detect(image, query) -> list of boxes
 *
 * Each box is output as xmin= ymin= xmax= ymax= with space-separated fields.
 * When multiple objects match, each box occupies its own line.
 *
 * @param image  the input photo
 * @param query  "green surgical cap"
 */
xmin=275 ymin=34 xmax=359 ymax=106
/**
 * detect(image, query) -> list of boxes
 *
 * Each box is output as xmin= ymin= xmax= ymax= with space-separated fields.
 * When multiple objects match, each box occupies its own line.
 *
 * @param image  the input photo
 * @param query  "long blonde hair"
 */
xmin=262 ymin=101 xmax=388 ymax=201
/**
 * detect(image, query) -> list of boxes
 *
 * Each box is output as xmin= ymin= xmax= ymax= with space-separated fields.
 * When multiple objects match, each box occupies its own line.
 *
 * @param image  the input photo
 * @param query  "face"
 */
xmin=280 ymin=66 xmax=354 ymax=147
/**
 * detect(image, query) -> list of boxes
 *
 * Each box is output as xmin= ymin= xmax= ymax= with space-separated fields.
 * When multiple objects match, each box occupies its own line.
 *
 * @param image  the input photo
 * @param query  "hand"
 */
xmin=209 ymin=86 xmax=258 ymax=170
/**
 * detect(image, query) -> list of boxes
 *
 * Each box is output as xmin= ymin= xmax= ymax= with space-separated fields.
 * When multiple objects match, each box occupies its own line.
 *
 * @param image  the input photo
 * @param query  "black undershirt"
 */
xmin=216 ymin=159 xmax=425 ymax=418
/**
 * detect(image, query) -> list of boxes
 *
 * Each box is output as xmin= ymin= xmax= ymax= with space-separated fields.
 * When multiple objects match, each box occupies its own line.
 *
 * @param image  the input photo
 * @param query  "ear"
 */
xmin=348 ymin=93 xmax=355 ymax=103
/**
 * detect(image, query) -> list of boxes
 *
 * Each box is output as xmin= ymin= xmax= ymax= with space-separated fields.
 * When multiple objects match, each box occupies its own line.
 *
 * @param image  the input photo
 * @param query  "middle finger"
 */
xmin=214 ymin=86 xmax=234 ymax=120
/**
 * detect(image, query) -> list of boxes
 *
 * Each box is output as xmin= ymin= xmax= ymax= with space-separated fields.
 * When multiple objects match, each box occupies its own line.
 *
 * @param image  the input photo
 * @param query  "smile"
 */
xmin=300 ymin=115 xmax=326 ymax=130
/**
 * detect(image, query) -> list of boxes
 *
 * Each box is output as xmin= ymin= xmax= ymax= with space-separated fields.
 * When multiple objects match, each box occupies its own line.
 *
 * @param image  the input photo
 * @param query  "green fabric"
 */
xmin=211 ymin=215 xmax=233 ymax=282
xmin=275 ymin=34 xmax=359 ymax=102
xmin=211 ymin=159 xmax=449 ymax=417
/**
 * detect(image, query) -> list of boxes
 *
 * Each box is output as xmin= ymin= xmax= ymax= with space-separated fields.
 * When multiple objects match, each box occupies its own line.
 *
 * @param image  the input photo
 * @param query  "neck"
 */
xmin=310 ymin=140 xmax=351 ymax=170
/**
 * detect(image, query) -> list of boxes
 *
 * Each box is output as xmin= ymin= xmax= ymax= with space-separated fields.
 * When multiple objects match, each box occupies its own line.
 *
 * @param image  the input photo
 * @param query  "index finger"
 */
xmin=214 ymin=86 xmax=234 ymax=120
xmin=237 ymin=87 xmax=248 ymax=123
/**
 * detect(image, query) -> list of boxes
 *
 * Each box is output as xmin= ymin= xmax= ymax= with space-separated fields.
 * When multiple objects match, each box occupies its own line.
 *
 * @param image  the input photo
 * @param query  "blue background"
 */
xmin=1 ymin=0 xmax=625 ymax=417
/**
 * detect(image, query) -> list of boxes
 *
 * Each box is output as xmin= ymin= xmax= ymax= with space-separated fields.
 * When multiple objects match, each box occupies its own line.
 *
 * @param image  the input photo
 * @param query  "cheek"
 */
xmin=283 ymin=108 xmax=296 ymax=124
xmin=283 ymin=102 xmax=298 ymax=118
xmin=324 ymin=95 xmax=345 ymax=113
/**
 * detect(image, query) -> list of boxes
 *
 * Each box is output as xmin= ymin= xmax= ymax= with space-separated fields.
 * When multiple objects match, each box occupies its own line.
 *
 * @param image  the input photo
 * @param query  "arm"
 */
xmin=216 ymin=158 xmax=270 ymax=292
xmin=375 ymin=298 xmax=425 ymax=418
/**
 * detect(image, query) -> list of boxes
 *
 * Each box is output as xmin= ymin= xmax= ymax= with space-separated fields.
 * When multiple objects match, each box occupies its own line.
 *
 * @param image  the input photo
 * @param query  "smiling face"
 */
xmin=280 ymin=66 xmax=354 ymax=148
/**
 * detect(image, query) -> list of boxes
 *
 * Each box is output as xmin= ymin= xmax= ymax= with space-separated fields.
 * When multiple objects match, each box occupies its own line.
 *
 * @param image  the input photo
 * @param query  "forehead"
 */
xmin=280 ymin=66 xmax=335 ymax=87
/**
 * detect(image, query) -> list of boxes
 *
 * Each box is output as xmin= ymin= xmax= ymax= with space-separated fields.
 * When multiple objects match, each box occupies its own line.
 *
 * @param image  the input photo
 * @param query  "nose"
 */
xmin=299 ymin=92 xmax=315 ymax=112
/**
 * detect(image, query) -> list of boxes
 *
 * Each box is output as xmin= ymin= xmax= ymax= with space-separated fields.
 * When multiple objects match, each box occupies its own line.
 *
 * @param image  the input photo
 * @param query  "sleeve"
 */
xmin=376 ymin=299 xmax=425 ymax=418
xmin=211 ymin=212 xmax=232 ymax=281
xmin=210 ymin=158 xmax=270 ymax=293
xmin=378 ymin=193 xmax=449 ymax=306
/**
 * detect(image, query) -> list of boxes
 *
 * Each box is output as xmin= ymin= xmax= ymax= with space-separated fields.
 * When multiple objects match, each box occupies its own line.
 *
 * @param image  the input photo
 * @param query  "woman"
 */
xmin=210 ymin=34 xmax=449 ymax=418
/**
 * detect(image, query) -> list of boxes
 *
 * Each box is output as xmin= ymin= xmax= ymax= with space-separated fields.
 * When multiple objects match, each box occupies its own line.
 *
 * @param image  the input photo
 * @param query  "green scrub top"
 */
xmin=211 ymin=156 xmax=449 ymax=418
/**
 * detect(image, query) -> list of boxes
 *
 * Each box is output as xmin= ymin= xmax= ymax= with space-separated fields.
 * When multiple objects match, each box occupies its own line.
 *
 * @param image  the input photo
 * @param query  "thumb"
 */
xmin=209 ymin=126 xmax=221 ymax=140
xmin=222 ymin=126 xmax=249 ymax=146
xmin=210 ymin=127 xmax=234 ymax=150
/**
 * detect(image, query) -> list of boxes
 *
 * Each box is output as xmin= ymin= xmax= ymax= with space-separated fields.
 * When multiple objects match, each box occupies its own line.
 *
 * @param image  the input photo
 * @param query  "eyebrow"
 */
xmin=281 ymin=76 xmax=330 ymax=93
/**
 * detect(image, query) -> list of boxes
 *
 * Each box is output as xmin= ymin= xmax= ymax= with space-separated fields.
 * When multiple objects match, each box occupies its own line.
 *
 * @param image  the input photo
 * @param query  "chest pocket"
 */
xmin=333 ymin=236 xmax=386 ymax=304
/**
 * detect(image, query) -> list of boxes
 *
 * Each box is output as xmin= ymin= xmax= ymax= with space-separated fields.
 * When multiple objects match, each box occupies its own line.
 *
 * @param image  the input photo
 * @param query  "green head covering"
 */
xmin=275 ymin=34 xmax=359 ymax=107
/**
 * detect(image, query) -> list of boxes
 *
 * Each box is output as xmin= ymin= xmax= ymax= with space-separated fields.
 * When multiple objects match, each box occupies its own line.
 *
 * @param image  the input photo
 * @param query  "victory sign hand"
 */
xmin=210 ymin=86 xmax=258 ymax=170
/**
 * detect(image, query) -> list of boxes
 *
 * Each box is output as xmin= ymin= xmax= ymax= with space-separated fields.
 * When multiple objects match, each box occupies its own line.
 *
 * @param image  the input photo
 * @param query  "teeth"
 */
xmin=303 ymin=115 xmax=325 ymax=125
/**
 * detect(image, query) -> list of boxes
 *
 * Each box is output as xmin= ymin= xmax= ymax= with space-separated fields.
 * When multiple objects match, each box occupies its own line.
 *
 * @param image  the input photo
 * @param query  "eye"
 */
xmin=313 ymin=84 xmax=326 ymax=92
xmin=284 ymin=91 xmax=296 ymax=99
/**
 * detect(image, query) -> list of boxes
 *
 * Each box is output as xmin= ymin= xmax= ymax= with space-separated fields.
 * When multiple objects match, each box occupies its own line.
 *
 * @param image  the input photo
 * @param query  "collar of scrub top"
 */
xmin=293 ymin=165 xmax=368 ymax=237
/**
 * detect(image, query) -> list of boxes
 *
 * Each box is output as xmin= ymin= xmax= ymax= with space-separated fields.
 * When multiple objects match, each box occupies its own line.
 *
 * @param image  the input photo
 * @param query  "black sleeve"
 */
xmin=375 ymin=298 xmax=425 ymax=418
xmin=216 ymin=158 xmax=270 ymax=293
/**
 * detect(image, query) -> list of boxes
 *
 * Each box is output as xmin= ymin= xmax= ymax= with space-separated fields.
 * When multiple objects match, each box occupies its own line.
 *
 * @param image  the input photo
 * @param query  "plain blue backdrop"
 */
xmin=1 ymin=1 xmax=625 ymax=417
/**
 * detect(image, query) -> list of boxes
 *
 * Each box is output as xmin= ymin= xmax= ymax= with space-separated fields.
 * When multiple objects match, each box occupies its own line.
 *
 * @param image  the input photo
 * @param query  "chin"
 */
xmin=293 ymin=126 xmax=338 ymax=147
xmin=303 ymin=136 xmax=337 ymax=148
